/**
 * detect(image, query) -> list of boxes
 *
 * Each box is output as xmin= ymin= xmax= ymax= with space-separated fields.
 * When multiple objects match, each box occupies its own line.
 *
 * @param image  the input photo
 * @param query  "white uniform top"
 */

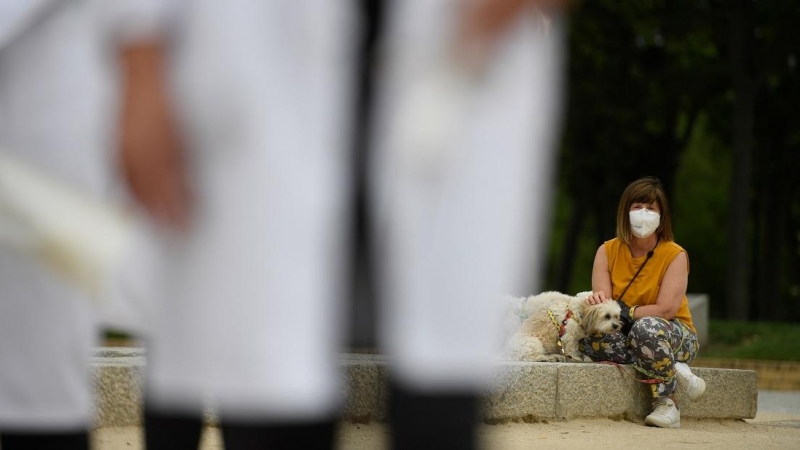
xmin=0 ymin=0 xmax=110 ymax=430
xmin=145 ymin=0 xmax=357 ymax=420
xmin=0 ymin=0 xmax=164 ymax=430
xmin=371 ymin=0 xmax=564 ymax=389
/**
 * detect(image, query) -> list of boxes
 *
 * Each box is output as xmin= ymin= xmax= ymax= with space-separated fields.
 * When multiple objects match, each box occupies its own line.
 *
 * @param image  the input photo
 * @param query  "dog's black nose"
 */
xmin=612 ymin=324 xmax=619 ymax=330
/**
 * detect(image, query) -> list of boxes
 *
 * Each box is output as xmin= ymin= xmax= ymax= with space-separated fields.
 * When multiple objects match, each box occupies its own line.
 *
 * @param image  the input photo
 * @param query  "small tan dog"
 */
xmin=504 ymin=291 xmax=622 ymax=362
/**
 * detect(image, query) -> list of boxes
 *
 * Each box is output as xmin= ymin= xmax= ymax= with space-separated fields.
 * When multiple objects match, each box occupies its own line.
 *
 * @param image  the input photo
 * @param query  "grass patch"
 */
xmin=701 ymin=320 xmax=800 ymax=361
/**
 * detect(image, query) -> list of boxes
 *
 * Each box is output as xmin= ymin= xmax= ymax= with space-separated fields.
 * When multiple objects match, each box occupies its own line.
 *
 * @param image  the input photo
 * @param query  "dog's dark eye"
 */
xmin=605 ymin=314 xmax=611 ymax=319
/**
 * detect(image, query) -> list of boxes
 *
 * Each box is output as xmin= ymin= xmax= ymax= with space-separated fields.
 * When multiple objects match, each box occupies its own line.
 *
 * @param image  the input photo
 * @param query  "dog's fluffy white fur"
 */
xmin=504 ymin=291 xmax=622 ymax=362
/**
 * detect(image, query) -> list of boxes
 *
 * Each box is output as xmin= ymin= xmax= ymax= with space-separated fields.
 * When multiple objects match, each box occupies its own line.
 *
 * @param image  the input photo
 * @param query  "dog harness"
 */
xmin=547 ymin=308 xmax=574 ymax=355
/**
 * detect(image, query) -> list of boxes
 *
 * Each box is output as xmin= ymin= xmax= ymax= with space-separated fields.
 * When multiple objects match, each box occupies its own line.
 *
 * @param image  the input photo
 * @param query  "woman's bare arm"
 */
xmin=587 ymin=244 xmax=612 ymax=304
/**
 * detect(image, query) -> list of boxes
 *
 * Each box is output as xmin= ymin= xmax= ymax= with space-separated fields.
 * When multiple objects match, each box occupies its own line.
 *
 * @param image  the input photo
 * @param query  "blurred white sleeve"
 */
xmin=0 ymin=0 xmax=59 ymax=50
xmin=94 ymin=0 xmax=174 ymax=45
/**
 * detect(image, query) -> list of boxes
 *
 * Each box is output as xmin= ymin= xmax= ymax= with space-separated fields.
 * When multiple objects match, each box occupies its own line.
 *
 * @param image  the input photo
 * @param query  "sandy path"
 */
xmin=92 ymin=412 xmax=800 ymax=450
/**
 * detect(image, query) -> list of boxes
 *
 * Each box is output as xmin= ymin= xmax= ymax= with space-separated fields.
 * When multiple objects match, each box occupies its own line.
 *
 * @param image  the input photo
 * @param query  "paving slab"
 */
xmin=482 ymin=361 xmax=559 ymax=423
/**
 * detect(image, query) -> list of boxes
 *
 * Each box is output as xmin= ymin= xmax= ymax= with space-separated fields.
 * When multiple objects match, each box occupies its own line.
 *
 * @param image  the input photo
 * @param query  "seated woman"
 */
xmin=582 ymin=176 xmax=705 ymax=428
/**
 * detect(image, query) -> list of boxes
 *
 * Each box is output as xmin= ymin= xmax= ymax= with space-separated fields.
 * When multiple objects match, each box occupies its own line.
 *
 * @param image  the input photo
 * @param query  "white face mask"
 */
xmin=629 ymin=208 xmax=660 ymax=238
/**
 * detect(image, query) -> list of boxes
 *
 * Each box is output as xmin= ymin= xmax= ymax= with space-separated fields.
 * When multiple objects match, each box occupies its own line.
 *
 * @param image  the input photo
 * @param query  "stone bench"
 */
xmin=90 ymin=348 xmax=757 ymax=428
xmin=688 ymin=293 xmax=709 ymax=347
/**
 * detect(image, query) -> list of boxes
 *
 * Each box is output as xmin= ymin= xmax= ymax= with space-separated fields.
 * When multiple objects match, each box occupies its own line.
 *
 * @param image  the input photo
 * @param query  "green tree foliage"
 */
xmin=546 ymin=0 xmax=800 ymax=321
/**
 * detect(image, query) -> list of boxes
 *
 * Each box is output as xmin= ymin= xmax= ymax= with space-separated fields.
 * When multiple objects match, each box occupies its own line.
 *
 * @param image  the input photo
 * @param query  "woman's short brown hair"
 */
xmin=615 ymin=176 xmax=674 ymax=246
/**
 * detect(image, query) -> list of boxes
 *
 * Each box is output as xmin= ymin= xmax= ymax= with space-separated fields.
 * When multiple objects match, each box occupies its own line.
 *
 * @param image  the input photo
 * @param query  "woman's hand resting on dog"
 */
xmin=586 ymin=291 xmax=612 ymax=305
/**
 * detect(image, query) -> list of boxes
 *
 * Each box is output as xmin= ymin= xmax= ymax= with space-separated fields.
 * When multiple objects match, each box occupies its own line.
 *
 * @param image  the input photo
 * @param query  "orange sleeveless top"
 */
xmin=604 ymin=238 xmax=695 ymax=332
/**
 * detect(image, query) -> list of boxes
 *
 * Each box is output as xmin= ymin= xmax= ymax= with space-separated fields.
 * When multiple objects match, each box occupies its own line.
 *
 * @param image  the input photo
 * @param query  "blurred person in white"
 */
xmin=0 ymin=1 xmax=165 ymax=448
xmin=371 ymin=1 xmax=565 ymax=448
xmin=118 ymin=0 xmax=566 ymax=449
xmin=119 ymin=2 xmax=358 ymax=449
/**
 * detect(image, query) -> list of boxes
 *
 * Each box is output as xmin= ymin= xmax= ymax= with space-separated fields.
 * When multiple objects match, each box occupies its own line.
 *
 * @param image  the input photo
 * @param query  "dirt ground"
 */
xmin=92 ymin=411 xmax=800 ymax=450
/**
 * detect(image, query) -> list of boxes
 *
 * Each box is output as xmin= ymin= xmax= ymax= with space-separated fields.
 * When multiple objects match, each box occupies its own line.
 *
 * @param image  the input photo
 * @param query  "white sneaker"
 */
xmin=645 ymin=398 xmax=681 ymax=428
xmin=675 ymin=362 xmax=707 ymax=401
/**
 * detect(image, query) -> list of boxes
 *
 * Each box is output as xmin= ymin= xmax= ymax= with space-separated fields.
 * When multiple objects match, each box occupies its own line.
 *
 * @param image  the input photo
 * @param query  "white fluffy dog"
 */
xmin=504 ymin=291 xmax=622 ymax=362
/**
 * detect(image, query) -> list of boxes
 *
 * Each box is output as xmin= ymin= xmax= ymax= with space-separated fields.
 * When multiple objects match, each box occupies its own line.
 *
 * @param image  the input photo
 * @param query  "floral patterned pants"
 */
xmin=579 ymin=316 xmax=700 ymax=398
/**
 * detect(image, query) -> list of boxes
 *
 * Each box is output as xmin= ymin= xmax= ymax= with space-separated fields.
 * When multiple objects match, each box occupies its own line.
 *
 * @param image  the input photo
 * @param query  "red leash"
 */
xmin=595 ymin=361 xmax=661 ymax=384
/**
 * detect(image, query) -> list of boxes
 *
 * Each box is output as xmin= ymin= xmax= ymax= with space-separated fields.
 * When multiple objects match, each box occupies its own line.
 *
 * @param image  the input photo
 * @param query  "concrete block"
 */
xmin=340 ymin=354 xmax=387 ymax=422
xmin=693 ymin=357 xmax=800 ymax=391
xmin=555 ymin=363 xmax=650 ymax=421
xmin=679 ymin=367 xmax=758 ymax=419
xmin=89 ymin=349 xmax=758 ymax=428
xmin=482 ymin=362 xmax=558 ymax=423
xmin=90 ymin=349 xmax=145 ymax=427
xmin=688 ymin=293 xmax=709 ymax=347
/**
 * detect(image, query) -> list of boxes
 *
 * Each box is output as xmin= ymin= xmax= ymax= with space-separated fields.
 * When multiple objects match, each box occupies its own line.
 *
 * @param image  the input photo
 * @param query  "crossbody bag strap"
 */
xmin=618 ymin=238 xmax=660 ymax=303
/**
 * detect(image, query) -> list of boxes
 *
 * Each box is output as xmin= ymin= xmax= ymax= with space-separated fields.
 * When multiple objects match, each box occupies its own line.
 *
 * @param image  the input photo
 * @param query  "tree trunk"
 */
xmin=725 ymin=0 xmax=757 ymax=320
xmin=784 ymin=191 xmax=800 ymax=321
xmin=753 ymin=96 xmax=789 ymax=321
xmin=755 ymin=178 xmax=786 ymax=320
